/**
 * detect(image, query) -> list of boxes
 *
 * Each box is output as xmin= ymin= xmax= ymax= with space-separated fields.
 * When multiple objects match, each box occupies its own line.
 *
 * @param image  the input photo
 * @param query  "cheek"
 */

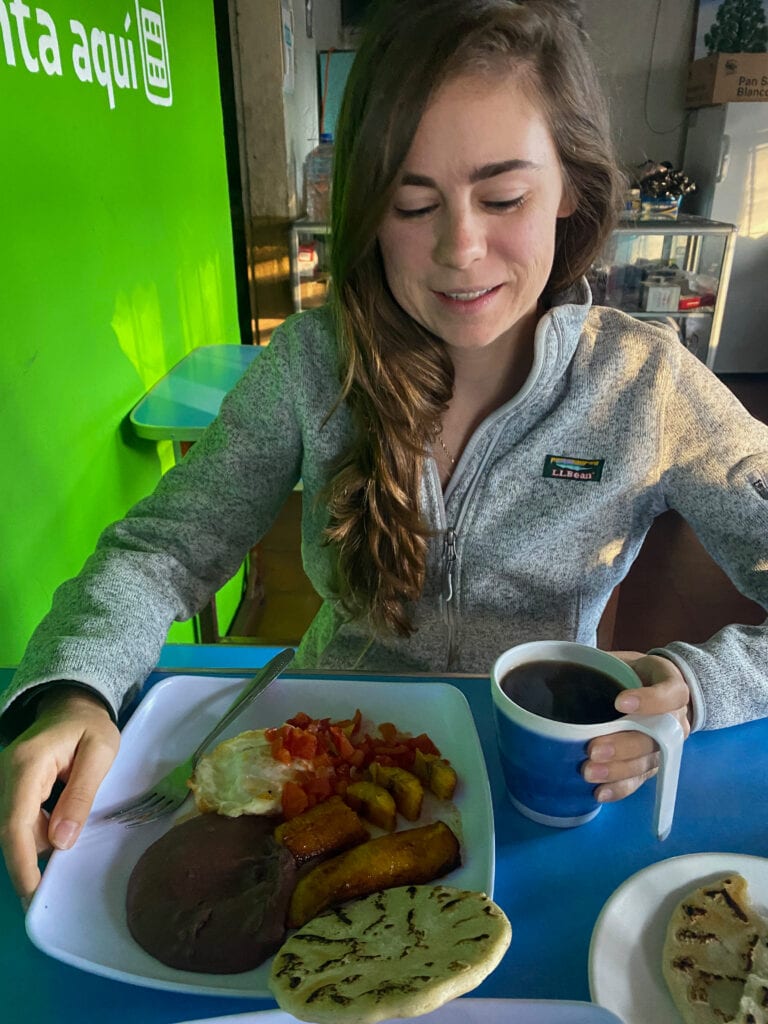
xmin=493 ymin=215 xmax=557 ymax=269
xmin=378 ymin=225 xmax=429 ymax=286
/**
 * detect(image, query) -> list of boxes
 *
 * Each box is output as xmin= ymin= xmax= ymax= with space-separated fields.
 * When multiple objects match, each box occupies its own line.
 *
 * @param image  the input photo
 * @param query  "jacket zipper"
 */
xmin=434 ymin=422 xmax=508 ymax=669
xmin=431 ymin=309 xmax=562 ymax=667
xmin=442 ymin=526 xmax=458 ymax=667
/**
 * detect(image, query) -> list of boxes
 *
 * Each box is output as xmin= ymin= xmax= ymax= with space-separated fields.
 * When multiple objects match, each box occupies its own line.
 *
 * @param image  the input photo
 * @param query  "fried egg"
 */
xmin=188 ymin=729 xmax=311 ymax=817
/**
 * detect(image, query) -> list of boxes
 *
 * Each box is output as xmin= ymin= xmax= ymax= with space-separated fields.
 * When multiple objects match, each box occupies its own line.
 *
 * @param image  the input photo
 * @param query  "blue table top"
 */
xmin=130 ymin=344 xmax=262 ymax=441
xmin=2 ymin=644 xmax=767 ymax=1024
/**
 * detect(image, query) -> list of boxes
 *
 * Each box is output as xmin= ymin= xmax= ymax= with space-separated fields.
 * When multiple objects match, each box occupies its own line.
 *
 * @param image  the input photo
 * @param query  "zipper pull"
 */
xmin=443 ymin=527 xmax=458 ymax=603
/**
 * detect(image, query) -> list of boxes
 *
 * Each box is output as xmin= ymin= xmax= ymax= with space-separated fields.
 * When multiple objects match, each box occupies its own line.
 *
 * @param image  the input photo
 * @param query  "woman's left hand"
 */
xmin=582 ymin=651 xmax=691 ymax=803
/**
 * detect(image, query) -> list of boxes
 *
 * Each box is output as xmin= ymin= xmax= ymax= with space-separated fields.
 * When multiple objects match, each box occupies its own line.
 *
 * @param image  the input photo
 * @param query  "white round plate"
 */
xmin=588 ymin=852 xmax=768 ymax=1024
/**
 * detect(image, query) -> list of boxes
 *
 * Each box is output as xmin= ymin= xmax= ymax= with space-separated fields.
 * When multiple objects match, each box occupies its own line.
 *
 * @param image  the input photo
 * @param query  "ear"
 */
xmin=557 ymin=187 xmax=577 ymax=219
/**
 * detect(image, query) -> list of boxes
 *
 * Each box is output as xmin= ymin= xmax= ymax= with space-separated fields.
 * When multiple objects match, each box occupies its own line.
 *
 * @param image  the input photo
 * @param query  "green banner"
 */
xmin=0 ymin=0 xmax=241 ymax=660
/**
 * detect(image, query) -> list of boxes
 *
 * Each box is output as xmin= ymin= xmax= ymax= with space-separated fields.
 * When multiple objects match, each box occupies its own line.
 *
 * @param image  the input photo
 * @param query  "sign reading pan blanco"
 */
xmin=0 ymin=0 xmax=172 ymax=109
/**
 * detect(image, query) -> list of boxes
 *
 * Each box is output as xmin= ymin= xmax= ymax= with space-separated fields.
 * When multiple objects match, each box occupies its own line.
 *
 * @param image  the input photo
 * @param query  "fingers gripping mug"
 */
xmin=490 ymin=641 xmax=684 ymax=840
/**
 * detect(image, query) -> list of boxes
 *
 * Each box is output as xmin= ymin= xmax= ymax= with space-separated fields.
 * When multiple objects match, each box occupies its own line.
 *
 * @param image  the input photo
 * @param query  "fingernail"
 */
xmin=52 ymin=820 xmax=80 ymax=850
xmin=591 ymin=743 xmax=615 ymax=761
xmin=616 ymin=694 xmax=640 ymax=713
xmin=585 ymin=765 xmax=609 ymax=782
xmin=596 ymin=788 xmax=614 ymax=803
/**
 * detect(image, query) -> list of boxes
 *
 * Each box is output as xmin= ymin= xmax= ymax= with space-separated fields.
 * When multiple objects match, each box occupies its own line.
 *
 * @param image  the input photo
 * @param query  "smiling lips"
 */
xmin=434 ymin=283 xmax=502 ymax=309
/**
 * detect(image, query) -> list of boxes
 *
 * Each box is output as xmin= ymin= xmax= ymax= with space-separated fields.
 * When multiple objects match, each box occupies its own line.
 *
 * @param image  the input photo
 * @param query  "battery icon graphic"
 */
xmin=136 ymin=0 xmax=173 ymax=106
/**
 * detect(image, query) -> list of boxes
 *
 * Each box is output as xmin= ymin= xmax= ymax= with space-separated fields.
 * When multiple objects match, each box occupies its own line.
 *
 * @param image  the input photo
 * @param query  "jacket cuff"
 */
xmin=0 ymin=681 xmax=116 ymax=746
xmin=647 ymin=647 xmax=705 ymax=732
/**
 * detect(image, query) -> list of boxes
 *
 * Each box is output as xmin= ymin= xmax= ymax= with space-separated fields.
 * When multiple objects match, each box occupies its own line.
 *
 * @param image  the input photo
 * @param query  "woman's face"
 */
xmin=377 ymin=72 xmax=575 ymax=354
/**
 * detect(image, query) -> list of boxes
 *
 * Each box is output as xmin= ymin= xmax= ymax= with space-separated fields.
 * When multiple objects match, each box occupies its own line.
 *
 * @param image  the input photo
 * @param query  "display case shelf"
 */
xmin=289 ymin=219 xmax=332 ymax=312
xmin=588 ymin=213 xmax=736 ymax=367
xmin=630 ymin=309 xmax=714 ymax=320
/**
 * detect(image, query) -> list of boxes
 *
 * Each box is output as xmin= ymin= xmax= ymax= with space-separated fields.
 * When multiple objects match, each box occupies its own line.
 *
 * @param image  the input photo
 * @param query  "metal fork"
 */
xmin=104 ymin=647 xmax=295 ymax=827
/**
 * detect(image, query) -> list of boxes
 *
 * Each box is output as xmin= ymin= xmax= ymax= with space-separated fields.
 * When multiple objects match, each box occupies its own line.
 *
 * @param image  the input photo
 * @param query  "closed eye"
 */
xmin=393 ymin=205 xmax=439 ymax=219
xmin=394 ymin=196 xmax=526 ymax=218
xmin=484 ymin=196 xmax=526 ymax=211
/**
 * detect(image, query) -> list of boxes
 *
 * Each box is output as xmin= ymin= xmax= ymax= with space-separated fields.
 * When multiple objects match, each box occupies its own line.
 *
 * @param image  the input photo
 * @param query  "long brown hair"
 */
xmin=323 ymin=0 xmax=625 ymax=637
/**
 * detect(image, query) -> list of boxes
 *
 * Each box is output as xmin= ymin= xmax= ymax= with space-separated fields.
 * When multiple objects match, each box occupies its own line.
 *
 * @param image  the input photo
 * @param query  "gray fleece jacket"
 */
xmin=3 ymin=281 xmax=767 ymax=735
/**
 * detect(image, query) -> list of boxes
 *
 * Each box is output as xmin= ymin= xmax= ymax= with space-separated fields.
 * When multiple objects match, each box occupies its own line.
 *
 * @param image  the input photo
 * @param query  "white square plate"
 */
xmin=174 ymin=998 xmax=625 ymax=1023
xmin=26 ymin=675 xmax=494 ymax=998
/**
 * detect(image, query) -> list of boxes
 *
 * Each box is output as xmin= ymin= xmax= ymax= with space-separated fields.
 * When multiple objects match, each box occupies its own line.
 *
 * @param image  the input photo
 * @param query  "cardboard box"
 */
xmin=640 ymin=280 xmax=682 ymax=313
xmin=686 ymin=52 xmax=768 ymax=107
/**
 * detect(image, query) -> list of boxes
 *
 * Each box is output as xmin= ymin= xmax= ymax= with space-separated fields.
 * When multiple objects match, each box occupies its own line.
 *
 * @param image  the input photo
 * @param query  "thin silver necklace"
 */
xmin=437 ymin=434 xmax=456 ymax=467
xmin=434 ymin=425 xmax=456 ymax=468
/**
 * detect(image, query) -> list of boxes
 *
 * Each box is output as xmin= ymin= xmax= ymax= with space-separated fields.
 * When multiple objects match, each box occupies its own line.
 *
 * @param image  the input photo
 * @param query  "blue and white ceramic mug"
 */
xmin=490 ymin=640 xmax=684 ymax=840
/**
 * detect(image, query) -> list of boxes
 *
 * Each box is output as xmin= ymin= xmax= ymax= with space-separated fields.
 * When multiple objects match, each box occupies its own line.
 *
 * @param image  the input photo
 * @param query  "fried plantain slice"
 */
xmin=287 ymin=820 xmax=461 ymax=928
xmin=344 ymin=781 xmax=397 ymax=831
xmin=274 ymin=795 xmax=369 ymax=865
xmin=369 ymin=763 xmax=424 ymax=820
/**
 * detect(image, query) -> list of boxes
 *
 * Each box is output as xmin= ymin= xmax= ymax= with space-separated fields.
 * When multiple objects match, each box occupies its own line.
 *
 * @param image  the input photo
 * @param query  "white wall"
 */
xmin=581 ymin=0 xmax=698 ymax=173
xmin=307 ymin=0 xmax=699 ymax=176
xmin=284 ymin=0 xmax=321 ymax=213
xmin=230 ymin=0 xmax=290 ymax=218
xmin=312 ymin=0 xmax=360 ymax=51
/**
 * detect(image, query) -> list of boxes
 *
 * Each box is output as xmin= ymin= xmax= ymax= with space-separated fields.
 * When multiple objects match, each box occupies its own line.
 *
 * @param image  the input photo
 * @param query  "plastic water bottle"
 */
xmin=303 ymin=132 xmax=334 ymax=223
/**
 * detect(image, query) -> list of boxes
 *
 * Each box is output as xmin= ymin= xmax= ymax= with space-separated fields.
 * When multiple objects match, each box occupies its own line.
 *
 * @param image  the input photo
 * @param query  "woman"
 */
xmin=1 ymin=0 xmax=766 ymax=901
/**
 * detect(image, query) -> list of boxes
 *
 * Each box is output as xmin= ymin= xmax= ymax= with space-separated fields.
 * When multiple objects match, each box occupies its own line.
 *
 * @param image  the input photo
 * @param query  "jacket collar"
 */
xmin=511 ymin=277 xmax=593 ymax=405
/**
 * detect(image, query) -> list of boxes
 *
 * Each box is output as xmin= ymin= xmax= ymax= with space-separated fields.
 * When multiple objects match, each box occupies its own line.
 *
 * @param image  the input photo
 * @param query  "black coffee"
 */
xmin=500 ymin=659 xmax=625 ymax=725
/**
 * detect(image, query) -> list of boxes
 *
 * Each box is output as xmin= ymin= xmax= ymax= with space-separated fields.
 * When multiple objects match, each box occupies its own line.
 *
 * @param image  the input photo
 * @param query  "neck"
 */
xmin=435 ymin=305 xmax=540 ymax=478
xmin=447 ymin=304 xmax=539 ymax=412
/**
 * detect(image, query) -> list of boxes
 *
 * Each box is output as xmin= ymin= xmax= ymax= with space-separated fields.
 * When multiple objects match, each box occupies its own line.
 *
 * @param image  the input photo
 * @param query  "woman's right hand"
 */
xmin=0 ymin=686 xmax=120 ymax=901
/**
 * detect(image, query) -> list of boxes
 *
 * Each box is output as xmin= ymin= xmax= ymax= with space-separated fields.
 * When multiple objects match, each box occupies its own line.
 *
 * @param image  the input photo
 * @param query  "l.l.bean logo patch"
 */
xmin=543 ymin=454 xmax=604 ymax=482
xmin=748 ymin=470 xmax=768 ymax=499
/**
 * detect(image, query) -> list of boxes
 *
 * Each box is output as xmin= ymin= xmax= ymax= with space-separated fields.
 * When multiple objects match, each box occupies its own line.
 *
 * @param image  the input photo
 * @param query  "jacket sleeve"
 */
xmin=651 ymin=345 xmax=768 ymax=732
xmin=0 ymin=324 xmax=306 ymax=735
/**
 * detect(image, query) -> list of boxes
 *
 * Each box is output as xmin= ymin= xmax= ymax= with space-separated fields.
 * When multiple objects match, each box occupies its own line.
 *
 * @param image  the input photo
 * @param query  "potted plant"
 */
xmin=635 ymin=161 xmax=697 ymax=220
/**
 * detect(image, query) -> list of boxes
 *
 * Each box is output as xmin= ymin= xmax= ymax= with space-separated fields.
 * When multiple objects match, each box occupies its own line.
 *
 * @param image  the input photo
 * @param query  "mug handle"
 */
xmin=604 ymin=712 xmax=685 ymax=841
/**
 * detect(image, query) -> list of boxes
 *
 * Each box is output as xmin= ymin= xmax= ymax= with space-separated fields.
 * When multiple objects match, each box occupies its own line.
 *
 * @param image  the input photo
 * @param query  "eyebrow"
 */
xmin=400 ymin=159 xmax=541 ymax=188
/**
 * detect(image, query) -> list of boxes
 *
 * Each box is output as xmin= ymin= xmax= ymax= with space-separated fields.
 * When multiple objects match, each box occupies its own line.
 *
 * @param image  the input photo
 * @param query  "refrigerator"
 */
xmin=683 ymin=102 xmax=768 ymax=372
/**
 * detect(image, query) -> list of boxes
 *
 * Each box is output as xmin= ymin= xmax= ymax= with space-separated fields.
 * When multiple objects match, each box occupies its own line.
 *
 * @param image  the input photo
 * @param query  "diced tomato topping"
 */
xmin=329 ymin=726 xmax=355 ymax=760
xmin=333 ymin=708 xmax=363 ymax=738
xmin=282 ymin=780 xmax=309 ymax=819
xmin=273 ymin=709 xmax=448 ymax=817
xmin=349 ymin=748 xmax=365 ymax=768
xmin=287 ymin=711 xmax=312 ymax=729
xmin=410 ymin=733 xmax=440 ymax=755
xmin=378 ymin=722 xmax=398 ymax=744
xmin=375 ymin=744 xmax=410 ymax=758
xmin=303 ymin=775 xmax=333 ymax=801
xmin=285 ymin=728 xmax=318 ymax=760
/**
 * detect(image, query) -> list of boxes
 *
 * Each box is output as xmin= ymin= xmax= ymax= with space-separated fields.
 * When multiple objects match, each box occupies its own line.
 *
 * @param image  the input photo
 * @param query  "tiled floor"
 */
xmin=229 ymin=374 xmax=768 ymax=647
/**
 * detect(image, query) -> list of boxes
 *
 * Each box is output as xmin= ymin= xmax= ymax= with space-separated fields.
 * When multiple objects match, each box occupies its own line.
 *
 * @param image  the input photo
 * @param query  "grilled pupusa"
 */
xmin=663 ymin=873 xmax=768 ymax=1024
xmin=270 ymin=884 xmax=511 ymax=1024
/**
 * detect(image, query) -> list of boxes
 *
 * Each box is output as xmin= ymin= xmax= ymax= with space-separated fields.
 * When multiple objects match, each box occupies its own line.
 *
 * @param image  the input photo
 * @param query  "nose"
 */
xmin=433 ymin=207 xmax=486 ymax=269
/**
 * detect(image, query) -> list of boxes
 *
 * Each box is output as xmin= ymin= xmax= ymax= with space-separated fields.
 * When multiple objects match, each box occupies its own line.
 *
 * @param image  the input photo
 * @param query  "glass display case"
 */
xmin=587 ymin=214 xmax=737 ymax=368
xmin=289 ymin=219 xmax=332 ymax=312
xmin=291 ymin=213 xmax=737 ymax=369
